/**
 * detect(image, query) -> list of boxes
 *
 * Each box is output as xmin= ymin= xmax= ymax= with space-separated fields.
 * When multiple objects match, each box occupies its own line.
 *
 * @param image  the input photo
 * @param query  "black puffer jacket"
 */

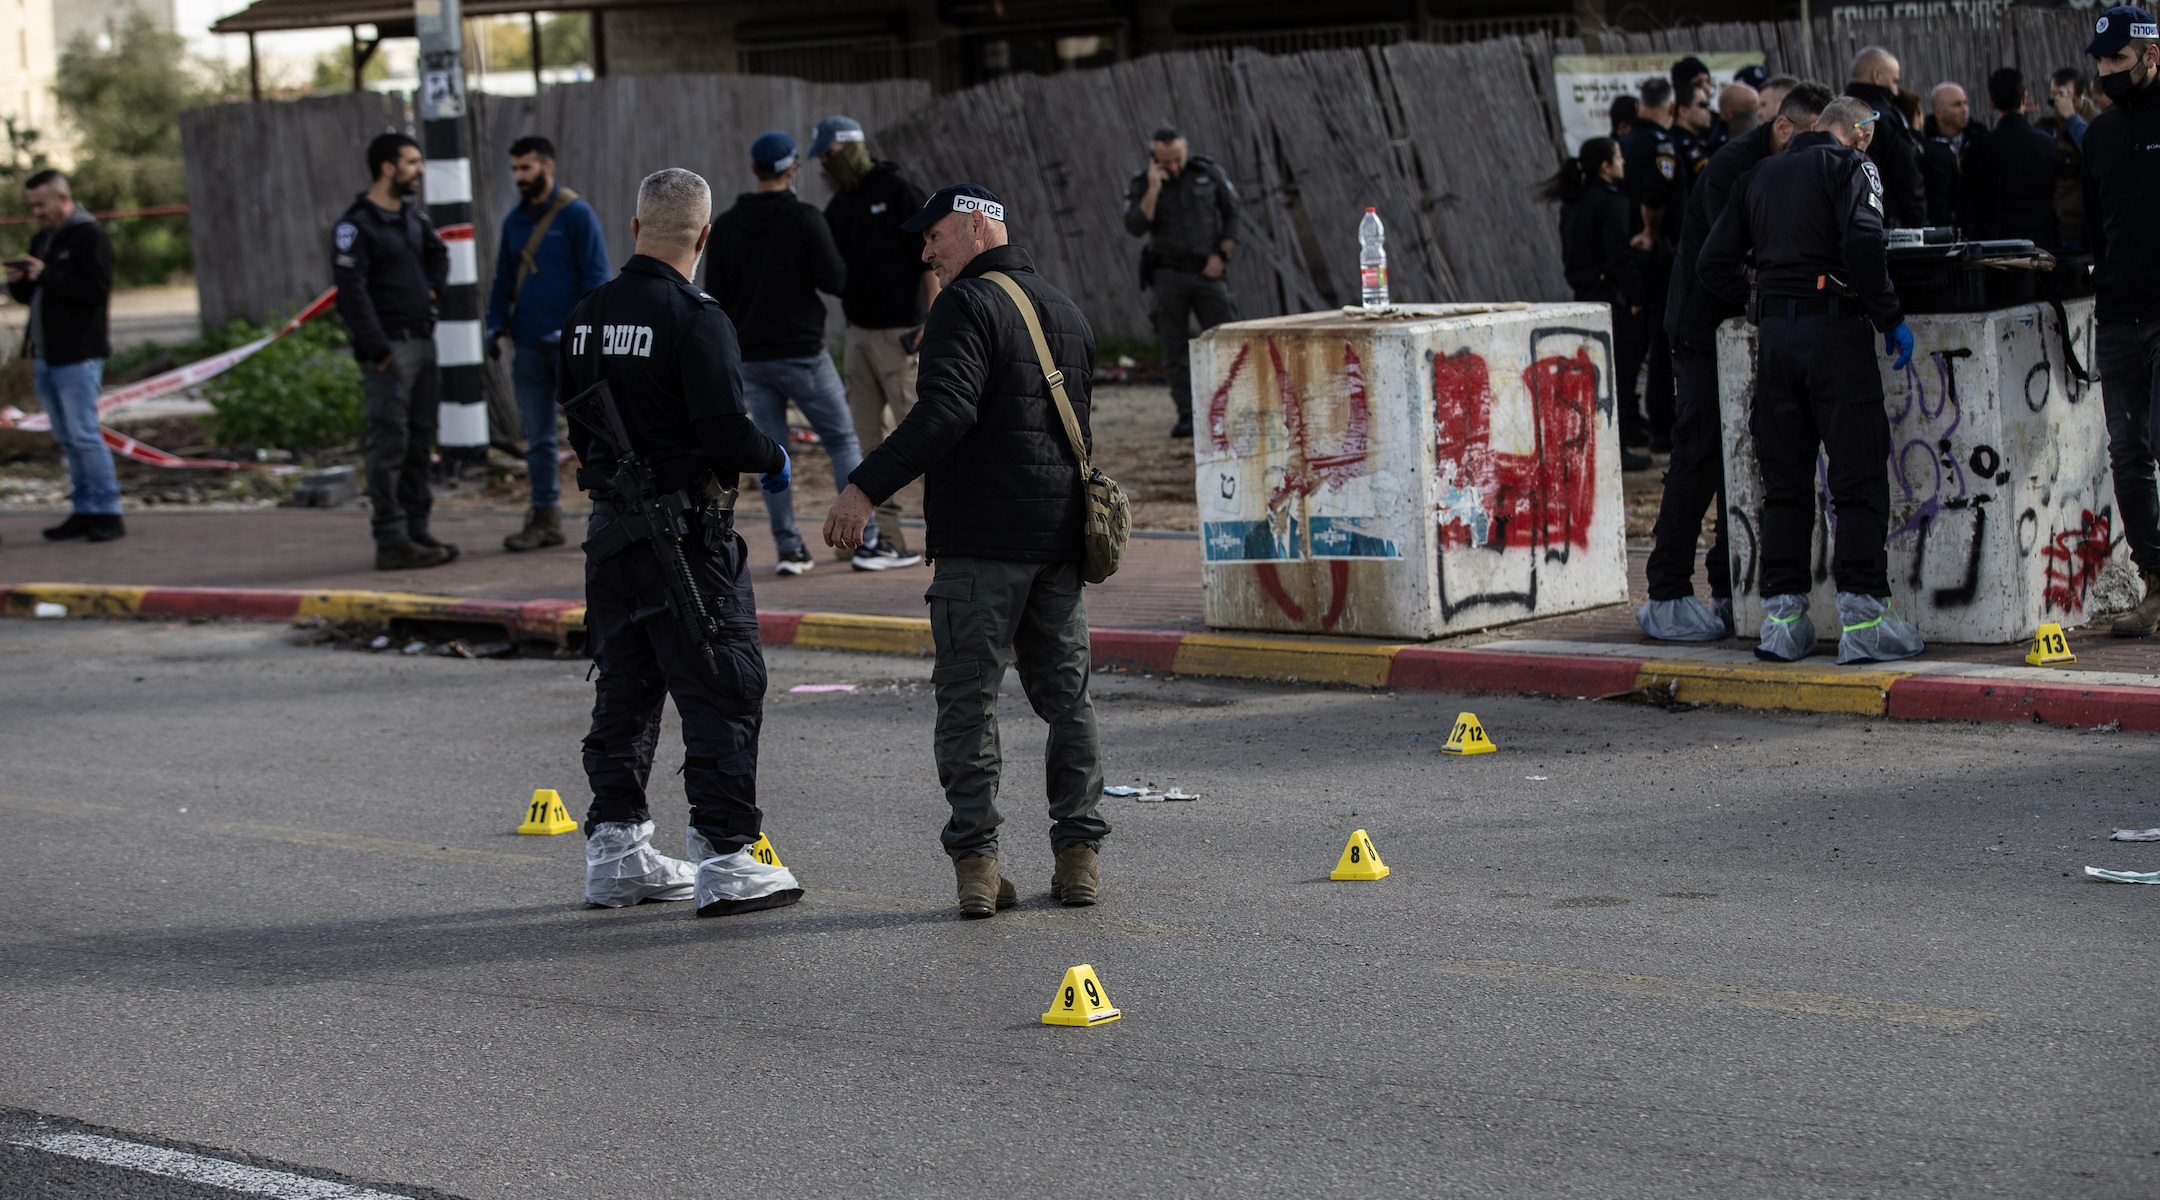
xmin=849 ymin=244 xmax=1093 ymax=563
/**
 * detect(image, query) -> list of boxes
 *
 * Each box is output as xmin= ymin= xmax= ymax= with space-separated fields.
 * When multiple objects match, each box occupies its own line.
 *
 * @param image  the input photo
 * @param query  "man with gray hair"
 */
xmin=553 ymin=165 xmax=804 ymax=918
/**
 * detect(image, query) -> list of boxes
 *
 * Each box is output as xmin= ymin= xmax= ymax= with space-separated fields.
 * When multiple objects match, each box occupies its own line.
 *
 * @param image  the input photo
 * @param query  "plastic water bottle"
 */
xmin=1358 ymin=208 xmax=1389 ymax=310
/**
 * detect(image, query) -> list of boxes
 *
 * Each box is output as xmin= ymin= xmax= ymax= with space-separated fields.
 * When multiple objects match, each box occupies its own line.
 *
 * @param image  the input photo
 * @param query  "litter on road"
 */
xmin=789 ymin=684 xmax=857 ymax=693
xmin=1103 ymin=785 xmax=1197 ymax=801
xmin=2110 ymin=828 xmax=2160 ymax=841
xmin=2084 ymin=866 xmax=2160 ymax=884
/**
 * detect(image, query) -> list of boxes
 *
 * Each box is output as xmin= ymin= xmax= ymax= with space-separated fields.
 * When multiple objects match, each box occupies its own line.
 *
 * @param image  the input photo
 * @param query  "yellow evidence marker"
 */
xmin=2025 ymin=623 xmax=2076 ymax=666
xmin=747 ymin=832 xmax=785 ymax=868
xmin=517 ymin=789 xmax=579 ymax=835
xmin=1442 ymin=711 xmax=1497 ymax=754
xmin=1042 ymin=964 xmax=1122 ymax=1027
xmin=1331 ymin=828 xmax=1390 ymax=880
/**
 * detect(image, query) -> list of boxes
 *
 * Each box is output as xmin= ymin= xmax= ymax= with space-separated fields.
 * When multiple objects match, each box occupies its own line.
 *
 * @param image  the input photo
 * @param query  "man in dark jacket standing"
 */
xmin=1641 ymin=81 xmax=1834 ymax=643
xmin=1622 ymin=78 xmax=1684 ymax=453
xmin=333 ymin=133 xmax=455 ymax=571
xmin=1960 ymin=68 xmax=2062 ymax=250
xmin=485 ymin=135 xmax=611 ymax=553
xmin=814 ymin=114 xmax=931 ymax=570
xmin=1845 ymin=47 xmax=1928 ymax=228
xmin=1124 ymin=128 xmax=1239 ymax=438
xmin=2079 ymin=7 xmax=2160 ymax=635
xmin=822 ymin=184 xmax=1110 ymax=920
xmin=6 ymin=170 xmax=120 ymax=542
xmin=708 ymin=130 xmax=893 ymax=575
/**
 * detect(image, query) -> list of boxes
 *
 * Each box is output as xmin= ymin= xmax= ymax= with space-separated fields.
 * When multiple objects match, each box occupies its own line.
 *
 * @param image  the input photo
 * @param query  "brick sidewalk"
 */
xmin=4 ymin=508 xmax=2153 ymax=679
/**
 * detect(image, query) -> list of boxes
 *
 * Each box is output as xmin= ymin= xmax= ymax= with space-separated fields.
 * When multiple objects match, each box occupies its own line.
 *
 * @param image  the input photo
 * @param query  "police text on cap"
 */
xmin=954 ymin=195 xmax=1005 ymax=221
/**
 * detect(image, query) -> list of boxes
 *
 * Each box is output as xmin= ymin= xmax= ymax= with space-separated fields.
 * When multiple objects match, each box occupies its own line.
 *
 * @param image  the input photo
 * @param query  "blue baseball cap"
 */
xmin=1734 ymin=64 xmax=1769 ymax=91
xmin=750 ymin=130 xmax=797 ymax=171
xmin=901 ymin=183 xmax=1005 ymax=233
xmin=2088 ymin=5 xmax=2158 ymax=56
xmin=807 ymin=116 xmax=863 ymax=159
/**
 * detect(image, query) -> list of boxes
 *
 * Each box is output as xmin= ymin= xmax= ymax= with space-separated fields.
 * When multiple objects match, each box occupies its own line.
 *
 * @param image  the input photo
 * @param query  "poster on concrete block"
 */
xmin=1552 ymin=53 xmax=1761 ymax=158
xmin=1717 ymin=300 xmax=2137 ymax=645
xmin=1195 ymin=305 xmax=1628 ymax=640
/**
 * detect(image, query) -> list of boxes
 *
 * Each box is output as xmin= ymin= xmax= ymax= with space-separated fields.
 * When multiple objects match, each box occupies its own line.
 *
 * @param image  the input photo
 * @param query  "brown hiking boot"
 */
xmin=375 ymin=539 xmax=458 ymax=571
xmin=1051 ymin=844 xmax=1099 ymax=907
xmin=504 ymin=505 xmax=565 ymax=552
xmin=2113 ymin=570 xmax=2160 ymax=637
xmin=954 ymin=856 xmax=1015 ymax=919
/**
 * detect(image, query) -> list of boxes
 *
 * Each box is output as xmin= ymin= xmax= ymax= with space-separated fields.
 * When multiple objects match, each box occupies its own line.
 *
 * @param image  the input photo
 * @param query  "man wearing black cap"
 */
xmin=1124 ymin=128 xmax=1240 ymax=438
xmin=2080 ymin=6 xmax=2160 ymax=634
xmin=821 ymin=183 xmax=1110 ymax=921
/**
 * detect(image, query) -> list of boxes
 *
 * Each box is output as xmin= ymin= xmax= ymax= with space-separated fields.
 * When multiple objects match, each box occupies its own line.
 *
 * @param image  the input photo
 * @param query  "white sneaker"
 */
xmin=584 ymin=820 xmax=695 ymax=907
xmin=686 ymin=828 xmax=803 ymax=917
xmin=774 ymin=546 xmax=815 ymax=576
xmin=852 ymin=541 xmax=923 ymax=571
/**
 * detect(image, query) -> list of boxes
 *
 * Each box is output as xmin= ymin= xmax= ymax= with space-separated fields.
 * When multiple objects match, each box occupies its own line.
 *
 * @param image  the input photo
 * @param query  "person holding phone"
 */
xmin=6 ymin=170 xmax=121 ymax=543
xmin=815 ymin=115 xmax=932 ymax=570
xmin=1123 ymin=128 xmax=1239 ymax=439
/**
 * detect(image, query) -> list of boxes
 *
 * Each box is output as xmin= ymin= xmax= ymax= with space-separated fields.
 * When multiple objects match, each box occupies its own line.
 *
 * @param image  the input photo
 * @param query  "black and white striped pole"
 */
xmin=414 ymin=0 xmax=488 ymax=469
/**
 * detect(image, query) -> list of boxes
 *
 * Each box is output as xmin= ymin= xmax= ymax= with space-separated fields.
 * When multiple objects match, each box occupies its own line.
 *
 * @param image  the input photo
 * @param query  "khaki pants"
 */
xmin=844 ymin=324 xmax=919 ymax=552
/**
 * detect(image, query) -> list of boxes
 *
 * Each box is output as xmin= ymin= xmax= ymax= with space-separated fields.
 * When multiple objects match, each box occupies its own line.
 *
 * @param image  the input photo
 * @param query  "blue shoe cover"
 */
xmin=1637 ymin=596 xmax=1728 ymax=642
xmin=1835 ymin=592 xmax=1924 ymax=664
xmin=1754 ymin=594 xmax=1816 ymax=662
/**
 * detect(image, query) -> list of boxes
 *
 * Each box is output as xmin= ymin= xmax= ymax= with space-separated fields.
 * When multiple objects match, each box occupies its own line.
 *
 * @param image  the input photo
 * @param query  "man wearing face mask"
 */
xmin=1124 ymin=128 xmax=1239 ymax=438
xmin=2079 ymin=7 xmax=2160 ymax=635
xmin=814 ymin=115 xmax=932 ymax=570
xmin=1640 ymin=79 xmax=1836 ymax=643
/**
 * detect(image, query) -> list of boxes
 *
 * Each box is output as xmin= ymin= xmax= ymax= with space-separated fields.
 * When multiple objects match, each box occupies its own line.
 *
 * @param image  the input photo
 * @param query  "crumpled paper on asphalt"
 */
xmin=2110 ymin=828 xmax=2160 ymax=841
xmin=2084 ymin=866 xmax=2160 ymax=884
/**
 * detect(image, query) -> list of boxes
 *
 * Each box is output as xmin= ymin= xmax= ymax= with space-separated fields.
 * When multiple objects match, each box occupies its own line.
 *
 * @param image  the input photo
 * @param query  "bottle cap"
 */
xmin=1365 ymin=207 xmax=1376 ymax=212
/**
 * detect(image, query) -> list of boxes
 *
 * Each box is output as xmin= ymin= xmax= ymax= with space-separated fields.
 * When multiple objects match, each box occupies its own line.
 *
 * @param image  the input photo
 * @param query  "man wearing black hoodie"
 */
xmin=708 ymin=130 xmax=891 ymax=575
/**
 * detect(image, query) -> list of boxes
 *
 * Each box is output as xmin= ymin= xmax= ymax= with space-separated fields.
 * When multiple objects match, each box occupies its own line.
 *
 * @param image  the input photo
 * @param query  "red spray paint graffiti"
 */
xmin=1266 ymin=340 xmax=1370 ymax=511
xmin=1206 ymin=342 xmax=1252 ymax=453
xmin=1431 ymin=347 xmax=1599 ymax=552
xmin=2042 ymin=509 xmax=2111 ymax=613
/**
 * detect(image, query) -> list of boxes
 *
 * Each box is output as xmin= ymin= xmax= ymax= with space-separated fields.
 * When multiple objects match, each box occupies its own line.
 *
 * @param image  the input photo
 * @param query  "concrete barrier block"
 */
xmin=1718 ymin=299 xmax=2134 ymax=645
xmin=1194 ymin=303 xmax=1628 ymax=640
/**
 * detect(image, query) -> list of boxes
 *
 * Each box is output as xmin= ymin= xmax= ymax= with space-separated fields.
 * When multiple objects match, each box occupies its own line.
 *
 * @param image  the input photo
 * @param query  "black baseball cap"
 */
xmin=901 ymin=182 xmax=1005 ymax=233
xmin=2088 ymin=5 xmax=2158 ymax=56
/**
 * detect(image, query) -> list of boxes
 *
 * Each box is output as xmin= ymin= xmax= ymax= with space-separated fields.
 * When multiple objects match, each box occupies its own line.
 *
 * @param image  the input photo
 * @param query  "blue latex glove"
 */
xmin=1884 ymin=321 xmax=1914 ymax=371
xmin=760 ymin=449 xmax=791 ymax=495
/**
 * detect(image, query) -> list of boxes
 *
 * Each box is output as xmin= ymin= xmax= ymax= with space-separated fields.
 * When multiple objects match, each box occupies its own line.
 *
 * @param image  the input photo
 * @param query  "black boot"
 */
xmin=84 ymin=514 xmax=126 ymax=542
xmin=42 ymin=514 xmax=92 ymax=541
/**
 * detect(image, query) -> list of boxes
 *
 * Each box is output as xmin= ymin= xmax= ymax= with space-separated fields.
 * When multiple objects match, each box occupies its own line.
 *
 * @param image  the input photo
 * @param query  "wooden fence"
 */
xmin=181 ymin=9 xmax=2100 ymax=343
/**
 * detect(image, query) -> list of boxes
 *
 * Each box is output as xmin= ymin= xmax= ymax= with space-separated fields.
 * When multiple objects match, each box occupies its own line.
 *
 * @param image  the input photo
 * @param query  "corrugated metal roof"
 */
xmin=209 ymin=0 xmax=689 ymax=35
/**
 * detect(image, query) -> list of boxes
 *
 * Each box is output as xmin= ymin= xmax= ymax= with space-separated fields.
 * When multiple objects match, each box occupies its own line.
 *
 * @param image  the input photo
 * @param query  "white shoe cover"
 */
xmin=584 ymin=820 xmax=696 ymax=907
xmin=1637 ymin=596 xmax=1728 ymax=642
xmin=687 ymin=828 xmax=802 ymax=913
xmin=1754 ymin=594 xmax=1817 ymax=662
xmin=1835 ymin=592 xmax=1925 ymax=664
xmin=1711 ymin=596 xmax=1735 ymax=637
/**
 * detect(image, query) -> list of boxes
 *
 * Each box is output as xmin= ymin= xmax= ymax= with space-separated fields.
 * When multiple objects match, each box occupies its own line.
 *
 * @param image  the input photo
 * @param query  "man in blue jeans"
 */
xmin=707 ymin=130 xmax=911 ymax=574
xmin=6 ymin=170 xmax=122 ymax=542
xmin=485 ymin=135 xmax=611 ymax=552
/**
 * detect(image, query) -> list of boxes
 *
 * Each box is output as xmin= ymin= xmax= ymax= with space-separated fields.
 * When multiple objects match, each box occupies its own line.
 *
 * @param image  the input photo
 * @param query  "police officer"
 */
xmin=1698 ymin=96 xmax=1926 ymax=665
xmin=1124 ymin=128 xmax=1239 ymax=438
xmin=333 ymin=133 xmax=456 ymax=571
xmin=1640 ymin=80 xmax=1835 ymax=644
xmin=557 ymin=167 xmax=803 ymax=916
xmin=1622 ymin=78 xmax=1683 ymax=453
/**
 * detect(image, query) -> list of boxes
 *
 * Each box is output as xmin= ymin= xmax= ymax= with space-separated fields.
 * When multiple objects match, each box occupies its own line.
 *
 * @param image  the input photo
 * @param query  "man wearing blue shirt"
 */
xmin=486 ymin=135 xmax=611 ymax=551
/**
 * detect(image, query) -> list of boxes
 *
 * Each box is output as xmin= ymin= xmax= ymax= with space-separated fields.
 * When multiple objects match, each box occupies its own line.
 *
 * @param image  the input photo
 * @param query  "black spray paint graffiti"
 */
xmin=1887 ymin=346 xmax=1997 ymax=608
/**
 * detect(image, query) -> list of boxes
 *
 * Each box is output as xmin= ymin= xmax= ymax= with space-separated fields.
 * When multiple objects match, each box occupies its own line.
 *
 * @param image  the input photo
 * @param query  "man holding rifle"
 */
xmin=555 ymin=167 xmax=802 ymax=917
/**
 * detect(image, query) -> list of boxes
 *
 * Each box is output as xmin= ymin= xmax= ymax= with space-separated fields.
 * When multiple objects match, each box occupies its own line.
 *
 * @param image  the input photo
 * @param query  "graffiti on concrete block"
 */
xmin=2042 ymin=508 xmax=2112 ymax=614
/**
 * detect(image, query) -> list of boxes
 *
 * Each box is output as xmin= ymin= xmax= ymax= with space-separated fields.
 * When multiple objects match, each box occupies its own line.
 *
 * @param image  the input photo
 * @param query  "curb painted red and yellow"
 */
xmin=4 ymin=582 xmax=2152 ymax=731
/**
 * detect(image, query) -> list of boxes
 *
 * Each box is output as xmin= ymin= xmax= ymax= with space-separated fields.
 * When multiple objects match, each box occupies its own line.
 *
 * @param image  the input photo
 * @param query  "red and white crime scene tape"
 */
xmin=0 ymin=286 xmax=339 ymax=474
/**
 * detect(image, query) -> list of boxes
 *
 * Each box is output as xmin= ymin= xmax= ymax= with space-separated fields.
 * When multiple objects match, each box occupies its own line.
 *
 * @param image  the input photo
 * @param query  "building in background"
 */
xmin=1 ymin=0 xmax=62 ymax=168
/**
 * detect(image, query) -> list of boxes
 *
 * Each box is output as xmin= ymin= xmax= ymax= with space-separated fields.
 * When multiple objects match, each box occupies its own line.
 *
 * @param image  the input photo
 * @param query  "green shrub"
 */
xmin=200 ymin=312 xmax=364 ymax=452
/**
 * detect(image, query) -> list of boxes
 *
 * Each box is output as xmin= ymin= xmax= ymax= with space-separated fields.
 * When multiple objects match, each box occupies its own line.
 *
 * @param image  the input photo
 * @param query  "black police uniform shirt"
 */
xmin=1844 ymin=81 xmax=1929 ymax=228
xmin=556 ymin=254 xmax=785 ymax=495
xmin=331 ymin=193 xmax=449 ymax=365
xmin=1558 ymin=179 xmax=1638 ymax=304
xmin=1666 ymin=121 xmax=1779 ymax=341
xmin=1122 ymin=156 xmax=1242 ymax=266
xmin=2082 ymin=76 xmax=2160 ymax=324
xmin=824 ymin=160 xmax=931 ymax=331
xmin=1959 ymin=112 xmax=2061 ymax=250
xmin=1697 ymin=130 xmax=1902 ymax=333
xmin=1619 ymin=121 xmax=1685 ymax=242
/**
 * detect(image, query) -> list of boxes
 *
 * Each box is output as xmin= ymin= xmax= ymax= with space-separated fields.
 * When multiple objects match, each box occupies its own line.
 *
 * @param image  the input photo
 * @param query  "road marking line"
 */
xmin=223 ymin=823 xmax=551 ymax=866
xmin=1436 ymin=959 xmax=2000 ymax=1029
xmin=9 ymin=1131 xmax=415 ymax=1199
xmin=0 ymin=794 xmax=126 ymax=816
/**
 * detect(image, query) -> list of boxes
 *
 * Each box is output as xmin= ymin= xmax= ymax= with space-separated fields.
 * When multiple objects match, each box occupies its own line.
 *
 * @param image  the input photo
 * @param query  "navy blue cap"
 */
xmin=2088 ymin=5 xmax=2158 ymax=55
xmin=808 ymin=116 xmax=863 ymax=159
xmin=901 ymin=183 xmax=1005 ymax=233
xmin=750 ymin=130 xmax=797 ymax=171
xmin=1734 ymin=64 xmax=1769 ymax=91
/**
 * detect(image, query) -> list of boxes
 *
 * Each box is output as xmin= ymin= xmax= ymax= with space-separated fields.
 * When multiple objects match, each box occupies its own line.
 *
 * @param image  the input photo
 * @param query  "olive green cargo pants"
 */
xmin=924 ymin=556 xmax=1109 ymax=861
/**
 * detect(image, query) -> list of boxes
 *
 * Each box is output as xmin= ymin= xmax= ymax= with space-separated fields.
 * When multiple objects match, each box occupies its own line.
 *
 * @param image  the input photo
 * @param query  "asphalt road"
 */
xmin=1 ymin=619 xmax=2156 ymax=1199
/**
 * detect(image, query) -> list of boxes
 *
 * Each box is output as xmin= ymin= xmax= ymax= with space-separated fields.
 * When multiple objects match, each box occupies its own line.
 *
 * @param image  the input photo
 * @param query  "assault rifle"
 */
xmin=561 ymin=378 xmax=727 ymax=674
